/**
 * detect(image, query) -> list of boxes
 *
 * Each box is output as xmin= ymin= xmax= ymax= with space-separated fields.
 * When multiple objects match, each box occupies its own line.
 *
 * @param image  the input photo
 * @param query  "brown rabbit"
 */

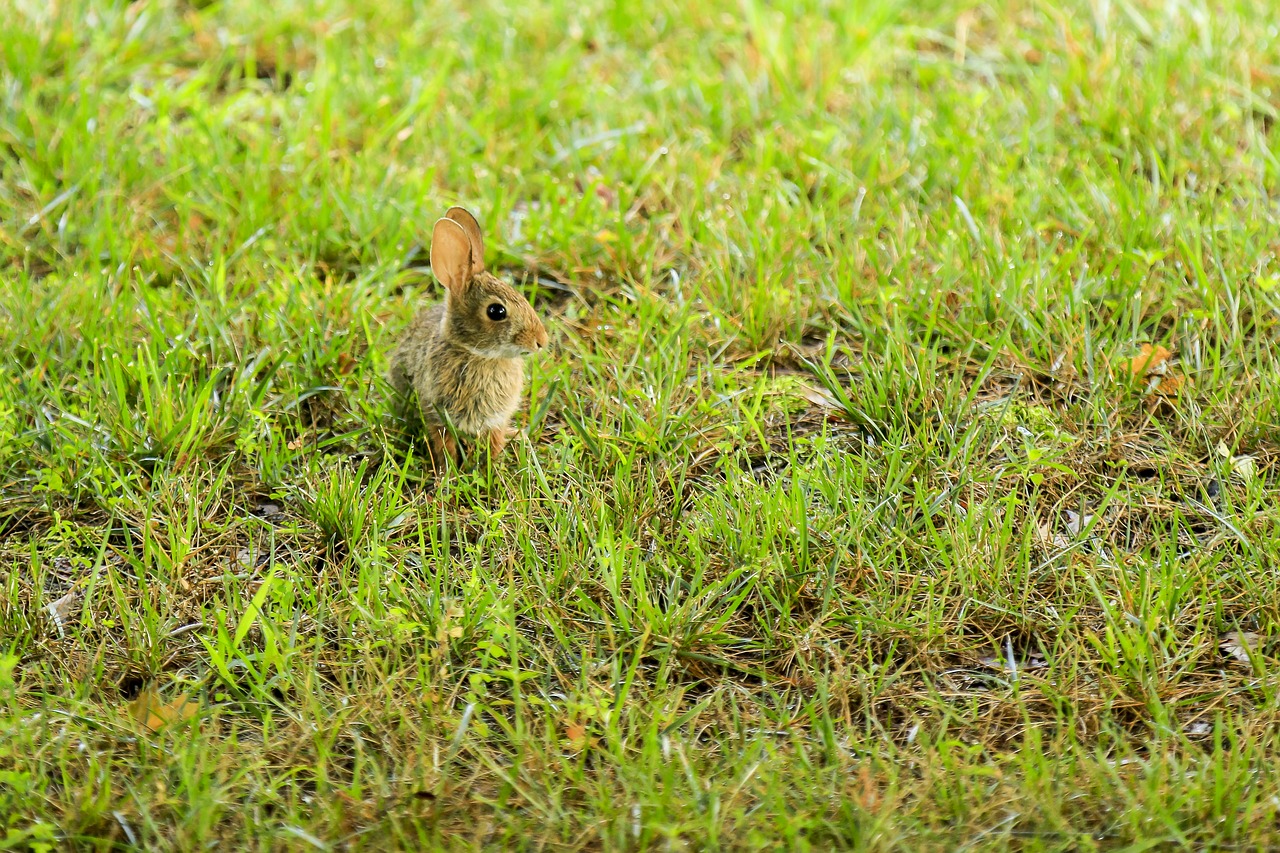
xmin=389 ymin=207 xmax=549 ymax=468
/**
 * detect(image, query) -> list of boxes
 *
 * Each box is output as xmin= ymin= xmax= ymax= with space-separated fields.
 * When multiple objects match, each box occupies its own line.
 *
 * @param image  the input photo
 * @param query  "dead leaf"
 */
xmin=1035 ymin=520 xmax=1070 ymax=550
xmin=1127 ymin=343 xmax=1172 ymax=379
xmin=857 ymin=764 xmax=880 ymax=809
xmin=130 ymin=689 xmax=199 ymax=732
xmin=979 ymin=653 xmax=1047 ymax=672
xmin=1220 ymin=631 xmax=1260 ymax=665
xmin=953 ymin=9 xmax=975 ymax=63
xmin=1126 ymin=343 xmax=1187 ymax=398
xmin=594 ymin=184 xmax=618 ymax=206
xmin=1152 ymin=373 xmax=1185 ymax=396
xmin=287 ymin=435 xmax=305 ymax=450
xmin=45 ymin=589 xmax=81 ymax=639
xmin=1064 ymin=510 xmax=1094 ymax=537
xmin=799 ymin=383 xmax=842 ymax=411
xmin=564 ymin=722 xmax=588 ymax=747
xmin=1232 ymin=455 xmax=1257 ymax=484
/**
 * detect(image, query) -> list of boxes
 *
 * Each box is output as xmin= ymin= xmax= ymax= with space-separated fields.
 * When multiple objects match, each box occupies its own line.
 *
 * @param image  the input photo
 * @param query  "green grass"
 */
xmin=3 ymin=0 xmax=1280 ymax=848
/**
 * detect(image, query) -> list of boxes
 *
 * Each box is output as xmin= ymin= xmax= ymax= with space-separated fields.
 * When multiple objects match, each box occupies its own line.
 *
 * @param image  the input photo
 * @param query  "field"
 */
xmin=3 ymin=0 xmax=1280 ymax=848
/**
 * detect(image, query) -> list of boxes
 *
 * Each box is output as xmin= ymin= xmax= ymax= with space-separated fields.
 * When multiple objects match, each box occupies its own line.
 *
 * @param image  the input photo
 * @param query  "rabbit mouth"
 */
xmin=488 ymin=343 xmax=529 ymax=358
xmin=482 ymin=343 xmax=532 ymax=359
xmin=457 ymin=341 xmax=529 ymax=359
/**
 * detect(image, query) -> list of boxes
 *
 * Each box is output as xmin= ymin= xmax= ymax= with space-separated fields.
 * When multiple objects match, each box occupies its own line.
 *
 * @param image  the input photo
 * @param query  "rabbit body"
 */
xmin=391 ymin=303 xmax=527 ymax=434
xmin=390 ymin=208 xmax=547 ymax=466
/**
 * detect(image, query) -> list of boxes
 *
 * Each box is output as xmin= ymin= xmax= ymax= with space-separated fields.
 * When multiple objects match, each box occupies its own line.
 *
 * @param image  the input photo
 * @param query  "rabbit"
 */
xmin=389 ymin=207 xmax=549 ymax=468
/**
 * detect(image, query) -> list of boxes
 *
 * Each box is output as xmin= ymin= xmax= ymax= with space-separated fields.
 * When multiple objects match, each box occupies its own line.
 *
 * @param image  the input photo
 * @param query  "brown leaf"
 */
xmin=594 ymin=184 xmax=618 ymax=207
xmin=130 ymin=689 xmax=199 ymax=732
xmin=564 ymin=722 xmax=588 ymax=746
xmin=1127 ymin=343 xmax=1187 ymax=398
xmin=1128 ymin=343 xmax=1172 ymax=379
xmin=1153 ymin=373 xmax=1186 ymax=396
xmin=799 ymin=383 xmax=842 ymax=411
xmin=857 ymin=764 xmax=880 ymax=809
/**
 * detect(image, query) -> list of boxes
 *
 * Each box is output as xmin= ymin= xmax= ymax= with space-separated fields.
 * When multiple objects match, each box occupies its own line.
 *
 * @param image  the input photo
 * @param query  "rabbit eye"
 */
xmin=486 ymin=303 xmax=508 ymax=321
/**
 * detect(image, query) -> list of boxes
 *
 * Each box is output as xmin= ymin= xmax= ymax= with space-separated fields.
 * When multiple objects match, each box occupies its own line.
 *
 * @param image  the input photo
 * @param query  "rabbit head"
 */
xmin=430 ymin=207 xmax=549 ymax=359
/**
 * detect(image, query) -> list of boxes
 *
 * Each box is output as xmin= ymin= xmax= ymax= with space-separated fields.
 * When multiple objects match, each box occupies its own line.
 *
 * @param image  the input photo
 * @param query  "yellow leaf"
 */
xmin=130 ymin=689 xmax=198 ymax=732
xmin=594 ymin=229 xmax=617 ymax=243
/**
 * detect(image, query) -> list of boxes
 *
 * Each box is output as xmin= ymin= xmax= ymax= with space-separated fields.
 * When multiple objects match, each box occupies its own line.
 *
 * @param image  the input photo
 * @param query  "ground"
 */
xmin=2 ymin=0 xmax=1280 ymax=849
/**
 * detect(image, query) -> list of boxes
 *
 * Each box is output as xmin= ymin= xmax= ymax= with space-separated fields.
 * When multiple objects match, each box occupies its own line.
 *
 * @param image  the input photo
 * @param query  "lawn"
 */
xmin=3 ymin=0 xmax=1280 ymax=848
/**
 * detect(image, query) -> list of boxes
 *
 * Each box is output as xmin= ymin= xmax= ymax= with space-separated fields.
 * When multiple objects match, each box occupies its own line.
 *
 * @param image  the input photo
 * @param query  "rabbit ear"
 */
xmin=430 ymin=218 xmax=473 ymax=294
xmin=444 ymin=206 xmax=486 ymax=273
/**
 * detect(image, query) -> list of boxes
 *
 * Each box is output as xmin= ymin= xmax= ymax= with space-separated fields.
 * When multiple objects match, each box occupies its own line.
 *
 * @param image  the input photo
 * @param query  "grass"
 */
xmin=2 ymin=0 xmax=1280 ymax=847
